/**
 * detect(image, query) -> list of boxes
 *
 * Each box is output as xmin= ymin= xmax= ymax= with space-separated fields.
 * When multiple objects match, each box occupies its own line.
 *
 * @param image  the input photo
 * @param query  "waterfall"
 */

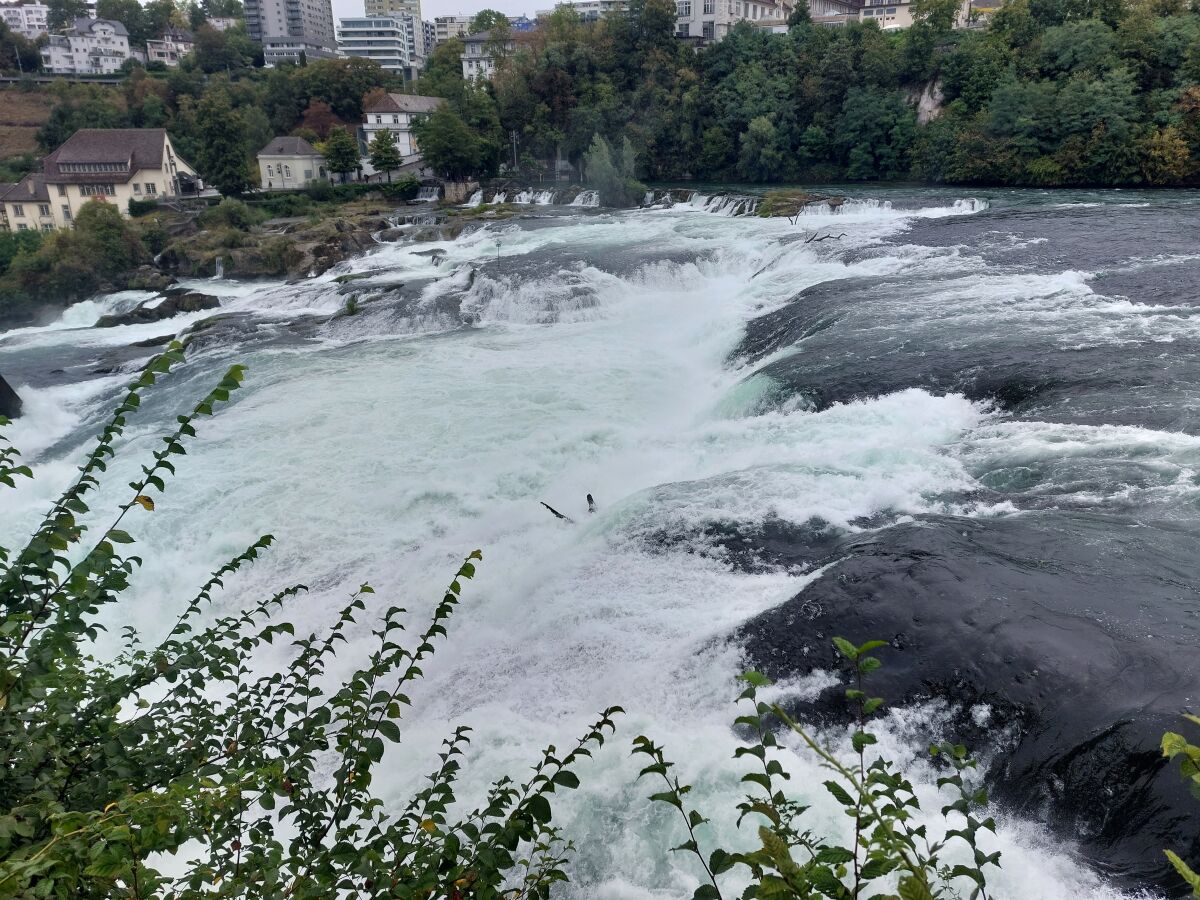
xmin=571 ymin=190 xmax=600 ymax=207
xmin=492 ymin=192 xmax=508 ymax=204
xmin=213 ymin=256 xmax=225 ymax=279
xmin=534 ymin=190 xmax=555 ymax=205
xmin=416 ymin=186 xmax=440 ymax=202
xmin=465 ymin=190 xmax=483 ymax=207
xmin=513 ymin=190 xmax=533 ymax=204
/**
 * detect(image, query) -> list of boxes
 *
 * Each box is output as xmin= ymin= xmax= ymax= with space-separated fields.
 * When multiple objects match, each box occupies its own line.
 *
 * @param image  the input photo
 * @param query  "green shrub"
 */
xmin=128 ymin=197 xmax=159 ymax=217
xmin=305 ymin=178 xmax=336 ymax=201
xmin=0 ymin=346 xmax=619 ymax=897
xmin=198 ymin=197 xmax=267 ymax=231
xmin=378 ymin=176 xmax=420 ymax=201
xmin=261 ymin=192 xmax=315 ymax=217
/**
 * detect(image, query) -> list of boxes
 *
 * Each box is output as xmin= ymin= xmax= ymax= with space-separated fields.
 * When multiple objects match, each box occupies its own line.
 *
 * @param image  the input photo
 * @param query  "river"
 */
xmin=2 ymin=187 xmax=1195 ymax=898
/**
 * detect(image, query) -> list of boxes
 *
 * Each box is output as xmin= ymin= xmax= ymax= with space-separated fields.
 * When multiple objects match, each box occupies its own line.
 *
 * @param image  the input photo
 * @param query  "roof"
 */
xmin=0 ymin=183 xmax=16 ymax=202
xmin=5 ymin=173 xmax=51 ymax=204
xmin=363 ymin=92 xmax=445 ymax=115
xmin=258 ymin=135 xmax=320 ymax=157
xmin=71 ymin=17 xmax=128 ymax=35
xmin=150 ymin=27 xmax=194 ymax=42
xmin=43 ymin=129 xmax=170 ymax=185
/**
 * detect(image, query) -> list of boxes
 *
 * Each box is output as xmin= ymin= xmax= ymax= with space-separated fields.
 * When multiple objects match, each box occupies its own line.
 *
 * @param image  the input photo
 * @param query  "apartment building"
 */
xmin=674 ymin=0 xmax=793 ymax=40
xmin=535 ymin=0 xmax=626 ymax=22
xmin=41 ymin=18 xmax=132 ymax=75
xmin=0 ymin=2 xmax=48 ymax=38
xmin=433 ymin=14 xmax=471 ymax=43
xmin=245 ymin=0 xmax=337 ymax=64
xmin=145 ymin=27 xmax=194 ymax=66
xmin=0 ymin=129 xmax=199 ymax=232
xmin=337 ymin=14 xmax=425 ymax=78
xmin=459 ymin=29 xmax=515 ymax=80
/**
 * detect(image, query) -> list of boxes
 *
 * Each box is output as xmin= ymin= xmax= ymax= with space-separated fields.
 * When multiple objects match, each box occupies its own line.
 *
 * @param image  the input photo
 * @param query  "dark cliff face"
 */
xmin=0 ymin=374 xmax=21 ymax=419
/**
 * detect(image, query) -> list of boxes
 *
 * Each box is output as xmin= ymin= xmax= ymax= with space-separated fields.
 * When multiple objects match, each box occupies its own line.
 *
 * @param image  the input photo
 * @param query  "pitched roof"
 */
xmin=72 ymin=16 xmax=128 ymax=35
xmin=0 ymin=183 xmax=16 ymax=202
xmin=5 ymin=173 xmax=51 ymax=204
xmin=258 ymin=136 xmax=320 ymax=157
xmin=43 ymin=129 xmax=170 ymax=184
xmin=363 ymin=93 xmax=445 ymax=115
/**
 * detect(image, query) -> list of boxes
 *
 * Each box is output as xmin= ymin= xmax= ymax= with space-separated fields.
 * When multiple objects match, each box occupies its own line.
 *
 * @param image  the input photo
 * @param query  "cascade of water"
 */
xmin=465 ymin=190 xmax=483 ymax=207
xmin=513 ymin=190 xmax=534 ymax=204
xmin=534 ymin=190 xmax=556 ymax=205
xmin=213 ymin=256 xmax=225 ymax=279
xmin=416 ymin=186 xmax=440 ymax=202
xmin=571 ymin=190 xmax=600 ymax=207
xmin=493 ymin=191 xmax=508 ymax=204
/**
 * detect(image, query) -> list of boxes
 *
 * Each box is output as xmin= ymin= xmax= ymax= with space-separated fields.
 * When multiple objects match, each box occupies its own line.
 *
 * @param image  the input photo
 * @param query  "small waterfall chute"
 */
xmin=513 ymin=190 xmax=533 ymax=204
xmin=213 ymin=256 xmax=225 ymax=279
xmin=465 ymin=190 xmax=483 ymax=207
xmin=416 ymin=186 xmax=440 ymax=202
xmin=571 ymin=190 xmax=600 ymax=207
xmin=492 ymin=191 xmax=508 ymax=204
xmin=534 ymin=190 xmax=555 ymax=205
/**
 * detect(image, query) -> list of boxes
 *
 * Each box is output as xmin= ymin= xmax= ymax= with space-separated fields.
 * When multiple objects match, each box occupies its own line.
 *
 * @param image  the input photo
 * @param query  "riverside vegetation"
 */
xmin=2 ymin=346 xmax=1199 ymax=897
xmin=9 ymin=0 xmax=1200 ymax=192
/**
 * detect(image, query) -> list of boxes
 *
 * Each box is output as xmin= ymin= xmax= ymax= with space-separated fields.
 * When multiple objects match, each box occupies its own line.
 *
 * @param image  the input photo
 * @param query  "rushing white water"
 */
xmin=572 ymin=189 xmax=600 ymax=207
xmin=465 ymin=189 xmax=484 ymax=207
xmin=416 ymin=185 xmax=441 ymax=202
xmin=0 ymin=198 xmax=1151 ymax=899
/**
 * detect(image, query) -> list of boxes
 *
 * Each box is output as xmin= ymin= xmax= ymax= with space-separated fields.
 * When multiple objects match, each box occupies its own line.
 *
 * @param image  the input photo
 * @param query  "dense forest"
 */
xmin=4 ymin=0 xmax=1200 ymax=189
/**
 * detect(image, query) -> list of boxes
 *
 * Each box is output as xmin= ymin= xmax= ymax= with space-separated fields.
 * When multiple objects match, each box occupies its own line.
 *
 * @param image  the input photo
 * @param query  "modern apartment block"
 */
xmin=41 ymin=18 xmax=132 ymax=75
xmin=433 ymin=14 xmax=471 ymax=44
xmin=145 ymin=28 xmax=195 ymax=66
xmin=673 ymin=0 xmax=793 ymax=40
xmin=337 ymin=14 xmax=425 ymax=78
xmin=364 ymin=0 xmax=419 ymax=17
xmin=245 ymin=0 xmax=337 ymax=64
xmin=534 ymin=0 xmax=626 ymax=22
xmin=0 ymin=2 xmax=49 ymax=38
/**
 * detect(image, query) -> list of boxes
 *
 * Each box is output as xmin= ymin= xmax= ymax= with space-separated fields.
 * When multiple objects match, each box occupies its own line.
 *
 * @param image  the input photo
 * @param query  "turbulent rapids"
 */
xmin=2 ymin=188 xmax=1198 ymax=899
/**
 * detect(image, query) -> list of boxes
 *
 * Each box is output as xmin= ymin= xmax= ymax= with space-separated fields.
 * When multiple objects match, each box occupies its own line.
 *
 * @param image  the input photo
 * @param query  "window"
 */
xmin=42 ymin=224 xmax=53 ymax=231
xmin=678 ymin=21 xmax=690 ymax=33
xmin=304 ymin=169 xmax=312 ymax=178
xmin=38 ymin=204 xmax=49 ymax=216
xmin=267 ymin=164 xmax=274 ymax=176
xmin=56 ymin=184 xmax=66 ymax=197
xmin=80 ymin=184 xmax=116 ymax=196
xmin=676 ymin=0 xmax=691 ymax=14
xmin=16 ymin=223 xmax=26 ymax=231
xmin=704 ymin=0 xmax=714 ymax=12
xmin=703 ymin=19 xmax=714 ymax=36
xmin=62 ymin=205 xmax=71 ymax=220
xmin=392 ymin=114 xmax=399 ymax=122
xmin=12 ymin=204 xmax=22 ymax=217
xmin=283 ymin=165 xmax=291 ymax=178
xmin=134 ymin=182 xmax=141 ymax=193
xmin=145 ymin=183 xmax=157 ymax=195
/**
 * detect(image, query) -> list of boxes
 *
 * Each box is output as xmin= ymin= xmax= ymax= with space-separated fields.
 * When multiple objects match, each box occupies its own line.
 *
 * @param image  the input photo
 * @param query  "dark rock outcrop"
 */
xmin=95 ymin=292 xmax=219 ymax=328
xmin=0 ymin=374 xmax=21 ymax=419
xmin=737 ymin=512 xmax=1200 ymax=895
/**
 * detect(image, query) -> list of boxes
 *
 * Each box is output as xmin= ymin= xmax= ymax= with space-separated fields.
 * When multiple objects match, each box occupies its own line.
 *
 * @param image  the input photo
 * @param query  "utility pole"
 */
xmin=510 ymin=129 xmax=518 ymax=171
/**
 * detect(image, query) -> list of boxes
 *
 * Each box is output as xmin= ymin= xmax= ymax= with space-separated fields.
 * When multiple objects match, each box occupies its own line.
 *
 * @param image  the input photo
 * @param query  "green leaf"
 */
xmin=824 ymin=780 xmax=855 ymax=807
xmin=526 ymin=794 xmax=553 ymax=824
xmin=832 ymin=636 xmax=858 ymax=660
xmin=108 ymin=529 xmax=135 ymax=544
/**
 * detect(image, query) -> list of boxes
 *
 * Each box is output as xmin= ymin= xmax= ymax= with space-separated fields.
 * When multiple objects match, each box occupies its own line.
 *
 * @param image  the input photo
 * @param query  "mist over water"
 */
xmin=3 ymin=188 xmax=1195 ymax=899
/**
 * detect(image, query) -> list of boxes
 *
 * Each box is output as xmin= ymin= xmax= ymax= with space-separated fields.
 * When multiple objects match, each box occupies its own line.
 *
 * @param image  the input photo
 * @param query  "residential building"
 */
xmin=360 ymin=92 xmax=443 ymax=164
xmin=433 ymin=14 xmax=471 ymax=43
xmin=245 ymin=0 xmax=337 ymax=64
xmin=0 ymin=129 xmax=199 ymax=232
xmin=856 ymin=0 xmax=971 ymax=29
xmin=0 ymin=2 xmax=49 ymax=39
xmin=420 ymin=18 xmax=435 ymax=54
xmin=808 ymin=0 xmax=857 ymax=27
xmin=0 ymin=183 xmax=15 ymax=231
xmin=459 ymin=29 xmax=514 ymax=80
xmin=337 ymin=14 xmax=424 ymax=77
xmin=364 ymin=0 xmax=419 ymax=18
xmin=674 ymin=0 xmax=793 ymax=40
xmin=535 ymin=0 xmax=626 ymax=22
xmin=257 ymin=136 xmax=326 ymax=190
xmin=41 ymin=18 xmax=132 ymax=75
xmin=145 ymin=27 xmax=194 ymax=66
xmin=510 ymin=15 xmax=536 ymax=29
xmin=206 ymin=15 xmax=239 ymax=29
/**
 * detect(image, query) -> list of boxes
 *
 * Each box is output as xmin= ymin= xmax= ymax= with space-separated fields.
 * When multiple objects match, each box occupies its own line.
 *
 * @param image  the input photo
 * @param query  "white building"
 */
xmin=41 ymin=18 xmax=131 ymax=75
xmin=433 ymin=13 xmax=470 ymax=43
xmin=535 ymin=0 xmax=626 ymax=22
xmin=337 ymin=14 xmax=424 ymax=77
xmin=674 ymin=0 xmax=793 ymax=40
xmin=0 ymin=128 xmax=198 ymax=232
xmin=206 ymin=15 xmax=238 ymax=29
xmin=857 ymin=0 xmax=972 ymax=29
xmin=245 ymin=0 xmax=337 ymax=64
xmin=361 ymin=92 xmax=443 ymax=163
xmin=0 ymin=2 xmax=49 ymax=38
xmin=145 ymin=27 xmax=194 ymax=66
xmin=257 ymin=136 xmax=326 ymax=190
xmin=364 ymin=0 xmax=419 ymax=17
xmin=459 ymin=29 xmax=514 ymax=80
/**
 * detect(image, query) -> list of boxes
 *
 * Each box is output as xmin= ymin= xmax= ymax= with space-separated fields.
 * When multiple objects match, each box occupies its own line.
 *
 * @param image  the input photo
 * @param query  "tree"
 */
xmin=195 ymin=90 xmax=253 ymax=196
xmin=583 ymin=132 xmax=645 ymax=206
xmin=46 ymin=0 xmax=88 ymax=29
xmin=0 ymin=21 xmax=41 ymax=73
xmin=322 ymin=126 xmax=361 ymax=183
xmin=469 ymin=8 xmax=508 ymax=33
xmin=412 ymin=103 xmax=481 ymax=179
xmin=192 ymin=22 xmax=254 ymax=72
xmin=368 ymin=128 xmax=402 ymax=181
xmin=787 ymin=0 xmax=811 ymax=28
xmin=97 ymin=0 xmax=149 ymax=45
